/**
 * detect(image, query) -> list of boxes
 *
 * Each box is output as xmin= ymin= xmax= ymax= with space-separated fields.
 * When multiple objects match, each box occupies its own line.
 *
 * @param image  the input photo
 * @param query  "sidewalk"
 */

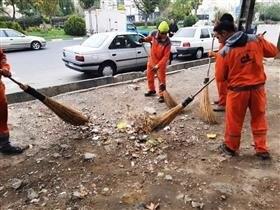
xmin=0 ymin=61 xmax=279 ymax=209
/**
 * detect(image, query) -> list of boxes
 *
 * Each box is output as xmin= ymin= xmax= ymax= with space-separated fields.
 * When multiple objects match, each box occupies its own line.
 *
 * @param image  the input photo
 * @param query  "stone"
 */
xmin=157 ymin=172 xmax=164 ymax=177
xmin=27 ymin=188 xmax=39 ymax=200
xmin=10 ymin=178 xmax=23 ymax=190
xmin=144 ymin=107 xmax=156 ymax=115
xmin=84 ymin=153 xmax=96 ymax=161
xmin=176 ymin=193 xmax=185 ymax=200
xmin=191 ymin=201 xmax=204 ymax=209
xmin=164 ymin=175 xmax=173 ymax=181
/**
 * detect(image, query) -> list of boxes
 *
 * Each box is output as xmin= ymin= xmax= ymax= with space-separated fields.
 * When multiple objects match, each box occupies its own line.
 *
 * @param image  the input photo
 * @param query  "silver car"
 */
xmin=0 ymin=28 xmax=46 ymax=51
xmin=62 ymin=31 xmax=150 ymax=76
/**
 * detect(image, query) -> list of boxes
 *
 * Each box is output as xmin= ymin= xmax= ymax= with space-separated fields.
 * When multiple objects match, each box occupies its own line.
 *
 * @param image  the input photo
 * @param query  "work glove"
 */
xmin=204 ymin=77 xmax=210 ymax=84
xmin=208 ymin=51 xmax=216 ymax=58
xmin=138 ymin=37 xmax=145 ymax=43
xmin=182 ymin=97 xmax=194 ymax=107
xmin=0 ymin=68 xmax=11 ymax=77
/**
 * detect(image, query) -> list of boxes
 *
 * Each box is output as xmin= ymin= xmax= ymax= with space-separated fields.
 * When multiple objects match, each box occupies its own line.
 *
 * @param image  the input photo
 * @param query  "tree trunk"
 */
xmin=12 ymin=4 xmax=16 ymax=20
xmin=145 ymin=15 xmax=148 ymax=27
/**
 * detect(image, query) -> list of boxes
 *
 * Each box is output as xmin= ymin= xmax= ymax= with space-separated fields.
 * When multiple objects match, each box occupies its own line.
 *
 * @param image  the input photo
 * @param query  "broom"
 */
xmin=8 ymin=77 xmax=89 ymax=126
xmin=147 ymin=78 xmax=215 ymax=131
xmin=141 ymin=42 xmax=178 ymax=109
xmin=198 ymin=37 xmax=217 ymax=124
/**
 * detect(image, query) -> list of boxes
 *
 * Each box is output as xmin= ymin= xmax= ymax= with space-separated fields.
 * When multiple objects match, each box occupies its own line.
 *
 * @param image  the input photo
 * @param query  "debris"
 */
xmin=207 ymin=133 xmax=217 ymax=139
xmin=83 ymin=153 xmax=96 ymax=161
xmin=157 ymin=172 xmax=164 ymax=177
xmin=27 ymin=188 xmax=39 ymax=200
xmin=144 ymin=107 xmax=156 ymax=115
xmin=117 ymin=120 xmax=128 ymax=130
xmin=145 ymin=202 xmax=160 ymax=210
xmin=10 ymin=178 xmax=23 ymax=190
xmin=191 ymin=201 xmax=204 ymax=209
xmin=164 ymin=175 xmax=173 ymax=181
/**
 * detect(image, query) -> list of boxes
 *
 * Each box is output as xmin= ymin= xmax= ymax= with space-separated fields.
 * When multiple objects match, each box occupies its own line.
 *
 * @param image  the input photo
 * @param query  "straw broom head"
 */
xmin=163 ymin=90 xmax=178 ymax=109
xmin=199 ymin=86 xmax=217 ymax=124
xmin=43 ymin=97 xmax=89 ymax=126
xmin=160 ymin=84 xmax=178 ymax=109
xmin=147 ymin=103 xmax=184 ymax=131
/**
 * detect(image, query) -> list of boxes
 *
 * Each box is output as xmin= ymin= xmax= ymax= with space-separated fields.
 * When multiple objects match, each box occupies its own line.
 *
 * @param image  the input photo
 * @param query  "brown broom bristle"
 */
xmin=43 ymin=97 xmax=89 ymax=126
xmin=199 ymin=87 xmax=217 ymax=124
xmin=147 ymin=104 xmax=184 ymax=131
xmin=163 ymin=90 xmax=178 ymax=109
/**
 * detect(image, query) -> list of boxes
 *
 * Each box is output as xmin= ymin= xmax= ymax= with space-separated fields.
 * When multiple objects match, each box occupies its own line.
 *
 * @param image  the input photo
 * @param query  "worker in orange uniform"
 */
xmin=210 ymin=13 xmax=236 ymax=112
xmin=0 ymin=49 xmax=24 ymax=155
xmin=139 ymin=21 xmax=171 ymax=103
xmin=214 ymin=20 xmax=279 ymax=160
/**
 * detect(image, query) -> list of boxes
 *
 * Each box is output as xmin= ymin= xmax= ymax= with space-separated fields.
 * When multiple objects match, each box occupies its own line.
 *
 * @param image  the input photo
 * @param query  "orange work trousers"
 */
xmin=146 ymin=65 xmax=166 ymax=97
xmin=216 ymin=80 xmax=227 ymax=106
xmin=225 ymin=87 xmax=268 ymax=153
xmin=0 ymin=82 xmax=9 ymax=143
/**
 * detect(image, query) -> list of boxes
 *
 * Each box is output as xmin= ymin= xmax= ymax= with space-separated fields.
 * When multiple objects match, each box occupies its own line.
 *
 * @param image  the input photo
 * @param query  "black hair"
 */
xmin=219 ymin=13 xmax=234 ymax=23
xmin=214 ymin=20 xmax=235 ymax=33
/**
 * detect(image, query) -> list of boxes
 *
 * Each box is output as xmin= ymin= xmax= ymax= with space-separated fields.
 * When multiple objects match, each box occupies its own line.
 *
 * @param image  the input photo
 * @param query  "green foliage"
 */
xmin=170 ymin=0 xmax=192 ymax=21
xmin=17 ymin=16 xmax=43 ymax=29
xmin=133 ymin=0 xmax=160 ymax=22
xmin=64 ymin=15 xmax=86 ymax=36
xmin=59 ymin=0 xmax=74 ymax=16
xmin=79 ymin=0 xmax=98 ymax=10
xmin=0 ymin=21 xmax=24 ymax=33
xmin=183 ymin=15 xmax=198 ymax=27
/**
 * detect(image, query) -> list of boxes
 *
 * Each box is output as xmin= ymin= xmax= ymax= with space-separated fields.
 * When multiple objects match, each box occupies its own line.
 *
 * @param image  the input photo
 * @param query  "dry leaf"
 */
xmin=207 ymin=133 xmax=217 ymax=139
xmin=145 ymin=202 xmax=160 ymax=210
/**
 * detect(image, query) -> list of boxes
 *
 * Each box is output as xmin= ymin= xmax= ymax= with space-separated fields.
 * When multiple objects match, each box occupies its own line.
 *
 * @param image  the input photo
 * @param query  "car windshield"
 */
xmin=82 ymin=34 xmax=108 ymax=48
xmin=173 ymin=28 xmax=196 ymax=38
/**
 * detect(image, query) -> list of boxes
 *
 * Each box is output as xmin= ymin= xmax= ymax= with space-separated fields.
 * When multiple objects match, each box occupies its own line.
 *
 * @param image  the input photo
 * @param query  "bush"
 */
xmin=17 ymin=16 xmax=43 ymax=29
xmin=0 ymin=21 xmax=24 ymax=33
xmin=51 ymin=16 xmax=68 ymax=28
xmin=183 ymin=15 xmax=198 ymax=27
xmin=64 ymin=15 xmax=86 ymax=36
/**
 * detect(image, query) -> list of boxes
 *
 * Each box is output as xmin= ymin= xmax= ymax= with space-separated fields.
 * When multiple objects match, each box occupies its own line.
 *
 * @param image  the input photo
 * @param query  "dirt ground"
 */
xmin=0 ymin=60 xmax=279 ymax=210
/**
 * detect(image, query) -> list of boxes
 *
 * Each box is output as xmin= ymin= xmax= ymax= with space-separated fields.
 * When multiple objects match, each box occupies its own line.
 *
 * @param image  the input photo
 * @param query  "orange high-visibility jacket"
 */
xmin=143 ymin=31 xmax=171 ymax=69
xmin=215 ymin=32 xmax=279 ymax=88
xmin=0 ymin=49 xmax=10 ymax=81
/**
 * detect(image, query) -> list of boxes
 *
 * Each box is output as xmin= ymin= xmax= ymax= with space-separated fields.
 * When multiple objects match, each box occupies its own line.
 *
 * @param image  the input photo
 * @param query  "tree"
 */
xmin=190 ymin=0 xmax=202 ymax=15
xmin=33 ymin=0 xmax=59 ymax=24
xmin=170 ymin=0 xmax=192 ymax=21
xmin=133 ymin=0 xmax=160 ymax=26
xmin=59 ymin=0 xmax=74 ymax=16
xmin=255 ymin=3 xmax=280 ymax=21
xmin=79 ymin=0 xmax=97 ymax=10
xmin=158 ymin=0 xmax=170 ymax=16
xmin=2 ymin=0 xmax=20 ymax=20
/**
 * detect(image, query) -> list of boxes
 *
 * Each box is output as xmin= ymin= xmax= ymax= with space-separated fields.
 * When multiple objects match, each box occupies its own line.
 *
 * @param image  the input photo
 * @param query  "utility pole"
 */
xmin=237 ymin=0 xmax=256 ymax=32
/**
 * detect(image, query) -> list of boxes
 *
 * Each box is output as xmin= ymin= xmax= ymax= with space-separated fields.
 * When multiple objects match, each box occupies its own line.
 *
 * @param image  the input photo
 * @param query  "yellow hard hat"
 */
xmin=158 ymin=21 xmax=169 ymax=33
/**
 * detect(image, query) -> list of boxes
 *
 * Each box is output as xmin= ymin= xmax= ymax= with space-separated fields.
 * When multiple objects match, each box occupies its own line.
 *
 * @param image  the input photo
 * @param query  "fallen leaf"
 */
xmin=117 ymin=121 xmax=127 ymax=130
xmin=145 ymin=202 xmax=160 ymax=210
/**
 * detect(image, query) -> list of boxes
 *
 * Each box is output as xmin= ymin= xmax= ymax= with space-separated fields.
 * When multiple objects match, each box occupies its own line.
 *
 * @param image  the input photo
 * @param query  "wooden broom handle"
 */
xmin=8 ymin=76 xmax=28 ymax=90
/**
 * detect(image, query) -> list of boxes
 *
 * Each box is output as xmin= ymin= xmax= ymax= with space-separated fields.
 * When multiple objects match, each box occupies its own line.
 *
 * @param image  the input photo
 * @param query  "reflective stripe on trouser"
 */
xmin=0 ymin=82 xmax=9 ymax=146
xmin=225 ymin=87 xmax=268 ymax=153
xmin=216 ymin=80 xmax=227 ymax=106
xmin=146 ymin=65 xmax=166 ymax=97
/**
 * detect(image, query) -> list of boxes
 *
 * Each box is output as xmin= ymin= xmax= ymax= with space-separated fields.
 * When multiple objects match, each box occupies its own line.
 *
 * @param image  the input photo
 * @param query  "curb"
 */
xmin=50 ymin=37 xmax=85 ymax=42
xmin=7 ymin=58 xmax=213 ymax=104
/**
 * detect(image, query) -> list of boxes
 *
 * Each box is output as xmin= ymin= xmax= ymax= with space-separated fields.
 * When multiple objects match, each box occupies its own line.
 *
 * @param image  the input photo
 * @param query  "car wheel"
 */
xmin=98 ymin=62 xmax=116 ymax=77
xmin=194 ymin=48 xmax=203 ymax=59
xmin=31 ymin=41 xmax=41 ymax=50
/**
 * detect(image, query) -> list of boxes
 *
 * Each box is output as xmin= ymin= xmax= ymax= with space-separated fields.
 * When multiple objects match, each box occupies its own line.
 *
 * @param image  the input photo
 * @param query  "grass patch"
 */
xmin=26 ymin=28 xmax=76 ymax=40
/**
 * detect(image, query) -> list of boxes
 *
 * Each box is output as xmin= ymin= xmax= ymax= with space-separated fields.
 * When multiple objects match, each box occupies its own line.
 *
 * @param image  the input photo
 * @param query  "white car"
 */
xmin=62 ymin=32 xmax=150 ymax=76
xmin=0 ymin=28 xmax=46 ymax=51
xmin=171 ymin=26 xmax=219 ymax=59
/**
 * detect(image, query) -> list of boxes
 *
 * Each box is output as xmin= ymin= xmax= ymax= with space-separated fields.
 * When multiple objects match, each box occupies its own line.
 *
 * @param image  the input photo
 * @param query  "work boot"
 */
xmin=218 ymin=144 xmax=236 ymax=156
xmin=144 ymin=90 xmax=156 ymax=97
xmin=0 ymin=143 xmax=24 ymax=155
xmin=213 ymin=105 xmax=225 ymax=112
xmin=255 ymin=152 xmax=271 ymax=161
xmin=158 ymin=96 xmax=164 ymax=103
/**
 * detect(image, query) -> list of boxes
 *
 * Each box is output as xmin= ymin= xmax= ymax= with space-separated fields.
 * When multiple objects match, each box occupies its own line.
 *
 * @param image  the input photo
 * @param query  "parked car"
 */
xmin=170 ymin=26 xmax=219 ymax=59
xmin=0 ymin=28 xmax=46 ymax=51
xmin=62 ymin=31 xmax=150 ymax=76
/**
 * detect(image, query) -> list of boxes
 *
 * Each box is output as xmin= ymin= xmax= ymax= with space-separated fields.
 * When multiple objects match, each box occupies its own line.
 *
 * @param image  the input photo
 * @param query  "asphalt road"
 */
xmin=3 ymin=39 xmax=199 ymax=94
